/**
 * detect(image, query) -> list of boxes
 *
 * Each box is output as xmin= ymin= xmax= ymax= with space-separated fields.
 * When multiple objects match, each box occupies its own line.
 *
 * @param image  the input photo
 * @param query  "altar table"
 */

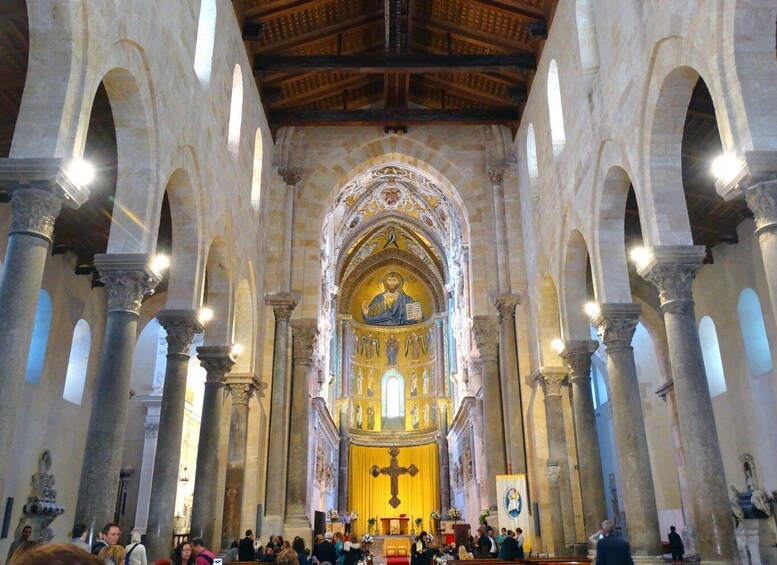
xmin=379 ymin=517 xmax=410 ymax=535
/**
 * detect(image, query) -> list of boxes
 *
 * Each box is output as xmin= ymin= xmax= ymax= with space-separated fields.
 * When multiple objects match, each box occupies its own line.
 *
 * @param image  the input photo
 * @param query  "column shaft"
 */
xmin=132 ymin=397 xmax=162 ymax=535
xmin=495 ymin=295 xmax=526 ymax=474
xmin=745 ymin=180 xmax=777 ymax=325
xmin=593 ymin=304 xmax=661 ymax=557
xmin=438 ymin=402 xmax=451 ymax=514
xmin=545 ymin=461 xmax=566 ymax=557
xmin=75 ymin=255 xmax=159 ymax=544
xmin=338 ymin=406 xmax=349 ymax=514
xmin=488 ymin=164 xmax=510 ymax=292
xmin=278 ymin=168 xmax=302 ymax=291
xmin=145 ymin=311 xmax=204 ymax=561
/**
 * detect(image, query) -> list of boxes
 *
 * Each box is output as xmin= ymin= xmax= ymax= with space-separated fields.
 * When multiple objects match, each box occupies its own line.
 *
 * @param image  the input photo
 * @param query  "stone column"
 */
xmin=75 ymin=254 xmax=160 ymax=542
xmin=337 ymin=400 xmax=350 ymax=514
xmin=131 ymin=396 xmax=162 ymax=536
xmin=145 ymin=311 xmax=205 ymax=560
xmin=341 ymin=317 xmax=352 ymax=397
xmin=562 ymin=340 xmax=607 ymax=543
xmin=744 ymin=180 xmax=777 ymax=324
xmin=190 ymin=346 xmax=236 ymax=546
xmin=263 ymin=293 xmax=297 ymax=536
xmin=221 ymin=374 xmax=260 ymax=549
xmin=638 ymin=247 xmax=736 ymax=563
xmin=0 ymin=158 xmax=89 ymax=499
xmin=487 ymin=163 xmax=511 ymax=292
xmin=536 ymin=367 xmax=576 ymax=550
xmin=471 ymin=315 xmax=506 ymax=511
xmin=591 ymin=303 xmax=662 ymax=560
xmin=494 ymin=294 xmax=526 ymax=474
xmin=435 ymin=316 xmax=446 ymax=395
xmin=545 ymin=459 xmax=566 ymax=557
xmin=278 ymin=167 xmax=302 ymax=291
xmin=437 ymin=401 xmax=451 ymax=515
xmin=284 ymin=318 xmax=318 ymax=543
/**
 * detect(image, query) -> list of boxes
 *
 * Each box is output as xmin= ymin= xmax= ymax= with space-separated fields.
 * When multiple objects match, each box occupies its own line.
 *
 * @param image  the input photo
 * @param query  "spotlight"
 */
xmin=151 ymin=254 xmax=170 ymax=272
xmin=66 ymin=159 xmax=95 ymax=186
xmin=711 ymin=154 xmax=741 ymax=183
xmin=584 ymin=302 xmax=600 ymax=320
xmin=199 ymin=307 xmax=214 ymax=323
xmin=629 ymin=246 xmax=650 ymax=269
xmin=231 ymin=343 xmax=244 ymax=357
xmin=551 ymin=339 xmax=564 ymax=355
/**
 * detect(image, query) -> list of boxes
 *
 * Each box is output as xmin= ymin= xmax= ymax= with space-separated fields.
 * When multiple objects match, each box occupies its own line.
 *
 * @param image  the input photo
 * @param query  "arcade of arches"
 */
xmin=0 ymin=2 xmax=776 ymax=565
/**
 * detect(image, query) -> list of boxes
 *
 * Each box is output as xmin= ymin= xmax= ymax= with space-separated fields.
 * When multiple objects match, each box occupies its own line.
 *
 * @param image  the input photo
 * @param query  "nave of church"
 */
xmin=0 ymin=1 xmax=776 ymax=564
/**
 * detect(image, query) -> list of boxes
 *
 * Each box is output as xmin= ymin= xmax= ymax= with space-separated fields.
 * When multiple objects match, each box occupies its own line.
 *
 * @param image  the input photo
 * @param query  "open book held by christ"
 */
xmin=405 ymin=301 xmax=422 ymax=322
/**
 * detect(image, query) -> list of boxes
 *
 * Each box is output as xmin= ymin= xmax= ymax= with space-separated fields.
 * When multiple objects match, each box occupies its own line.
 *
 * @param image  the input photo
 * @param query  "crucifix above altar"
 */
xmin=370 ymin=446 xmax=418 ymax=508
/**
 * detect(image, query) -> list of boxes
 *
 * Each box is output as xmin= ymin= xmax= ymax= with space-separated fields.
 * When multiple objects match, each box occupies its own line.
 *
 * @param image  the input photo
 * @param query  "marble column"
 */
xmin=638 ymin=247 xmax=736 ymax=563
xmin=278 ymin=167 xmax=302 ymax=291
xmin=221 ymin=374 xmax=260 ymax=549
xmin=471 ymin=315 xmax=506 ymax=511
xmin=131 ymin=396 xmax=162 ymax=536
xmin=536 ymin=366 xmax=576 ymax=550
xmin=337 ymin=400 xmax=350 ymax=514
xmin=494 ymin=294 xmax=526 ymax=474
xmin=434 ymin=316 xmax=446 ymax=395
xmin=487 ymin=164 xmax=511 ymax=293
xmin=145 ymin=311 xmax=205 ymax=560
xmin=284 ymin=318 xmax=318 ymax=543
xmin=0 ymin=158 xmax=89 ymax=499
xmin=75 ymin=254 xmax=161 ymax=544
xmin=562 ymin=340 xmax=607 ymax=543
xmin=591 ymin=304 xmax=662 ymax=560
xmin=744 ymin=180 xmax=777 ymax=325
xmin=545 ymin=459 xmax=566 ymax=558
xmin=190 ymin=346 xmax=236 ymax=546
xmin=341 ymin=317 xmax=352 ymax=397
xmin=263 ymin=293 xmax=297 ymax=536
xmin=437 ymin=401 xmax=451 ymax=515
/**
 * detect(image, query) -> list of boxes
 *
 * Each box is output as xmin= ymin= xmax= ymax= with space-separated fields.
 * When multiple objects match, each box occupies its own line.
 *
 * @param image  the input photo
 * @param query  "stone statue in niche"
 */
xmin=462 ymin=445 xmax=473 ymax=482
xmin=18 ymin=450 xmax=64 ymax=543
xmin=362 ymin=272 xmax=421 ymax=326
xmin=452 ymin=461 xmax=462 ymax=489
xmin=386 ymin=334 xmax=399 ymax=366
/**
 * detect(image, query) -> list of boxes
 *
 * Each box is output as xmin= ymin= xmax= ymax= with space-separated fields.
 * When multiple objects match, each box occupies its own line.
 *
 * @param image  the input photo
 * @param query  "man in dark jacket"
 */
xmin=239 ymin=529 xmax=257 ymax=561
xmin=499 ymin=531 xmax=518 ymax=561
xmin=596 ymin=520 xmax=633 ymax=565
xmin=668 ymin=526 xmax=684 ymax=563
xmin=316 ymin=532 xmax=339 ymax=565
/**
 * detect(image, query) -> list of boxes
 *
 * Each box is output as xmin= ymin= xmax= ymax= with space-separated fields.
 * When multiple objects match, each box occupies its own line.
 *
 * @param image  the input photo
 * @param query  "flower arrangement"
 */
xmin=361 ymin=533 xmax=374 ymax=545
xmin=326 ymin=508 xmax=340 ymax=521
xmin=447 ymin=507 xmax=462 ymax=521
xmin=414 ymin=517 xmax=423 ymax=529
xmin=478 ymin=510 xmax=490 ymax=525
xmin=348 ymin=511 xmax=359 ymax=521
xmin=367 ymin=517 xmax=377 ymax=532
xmin=430 ymin=509 xmax=441 ymax=521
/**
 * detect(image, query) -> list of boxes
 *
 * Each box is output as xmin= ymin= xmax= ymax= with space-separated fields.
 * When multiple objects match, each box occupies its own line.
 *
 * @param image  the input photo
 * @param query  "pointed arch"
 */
xmin=561 ymin=230 xmax=592 ymax=340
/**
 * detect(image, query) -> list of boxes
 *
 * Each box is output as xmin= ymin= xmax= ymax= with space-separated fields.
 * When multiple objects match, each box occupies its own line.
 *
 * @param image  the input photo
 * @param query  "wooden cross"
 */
xmin=370 ymin=447 xmax=419 ymax=508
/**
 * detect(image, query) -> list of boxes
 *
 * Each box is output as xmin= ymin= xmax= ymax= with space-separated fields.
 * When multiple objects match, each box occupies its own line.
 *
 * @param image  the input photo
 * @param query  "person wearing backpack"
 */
xmin=125 ymin=532 xmax=148 ymax=565
xmin=191 ymin=537 xmax=217 ymax=565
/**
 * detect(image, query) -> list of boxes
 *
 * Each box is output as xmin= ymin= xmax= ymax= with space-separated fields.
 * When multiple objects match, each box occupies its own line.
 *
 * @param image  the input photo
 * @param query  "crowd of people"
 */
xmin=406 ymin=523 xmax=525 ymax=564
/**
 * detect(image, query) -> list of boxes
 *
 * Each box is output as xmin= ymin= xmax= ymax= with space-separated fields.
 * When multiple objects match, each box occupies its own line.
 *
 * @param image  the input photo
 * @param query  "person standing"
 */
xmin=6 ymin=525 xmax=32 ymax=562
xmin=124 ymin=532 xmax=148 ymax=565
xmin=595 ymin=520 xmax=633 ymax=565
xmin=239 ymin=530 xmax=257 ymax=561
xmin=343 ymin=513 xmax=352 ymax=536
xmin=486 ymin=530 xmax=498 ymax=558
xmin=191 ymin=537 xmax=217 ymax=565
xmin=91 ymin=523 xmax=121 ymax=556
xmin=498 ymin=531 xmax=517 ymax=562
xmin=668 ymin=526 xmax=684 ymax=564
xmin=70 ymin=523 xmax=91 ymax=553
xmin=515 ymin=529 xmax=524 ymax=559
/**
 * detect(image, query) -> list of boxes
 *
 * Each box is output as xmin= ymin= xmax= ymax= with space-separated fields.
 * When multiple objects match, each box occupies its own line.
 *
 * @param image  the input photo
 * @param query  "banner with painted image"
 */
xmin=496 ymin=474 xmax=531 ymax=553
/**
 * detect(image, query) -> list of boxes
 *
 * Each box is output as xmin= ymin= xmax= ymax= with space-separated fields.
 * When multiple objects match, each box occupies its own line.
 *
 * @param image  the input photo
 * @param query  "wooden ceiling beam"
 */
xmin=414 ymin=18 xmax=533 ymax=54
xmin=464 ymin=0 xmax=546 ymax=21
xmin=253 ymin=53 xmax=536 ymax=73
xmin=258 ymin=42 xmax=385 ymax=84
xmin=415 ymin=75 xmax=513 ymax=107
xmin=408 ymin=41 xmax=527 ymax=82
xmin=271 ymin=75 xmax=379 ymax=109
xmin=269 ymin=107 xmax=519 ymax=126
xmin=243 ymin=0 xmax=340 ymax=20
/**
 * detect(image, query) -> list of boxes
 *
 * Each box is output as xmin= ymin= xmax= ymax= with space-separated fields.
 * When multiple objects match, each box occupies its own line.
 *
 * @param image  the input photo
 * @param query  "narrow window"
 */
xmin=699 ymin=316 xmax=727 ymax=397
xmin=386 ymin=377 xmax=401 ymax=418
xmin=193 ymin=0 xmax=217 ymax=86
xmin=25 ymin=290 xmax=53 ymax=385
xmin=547 ymin=60 xmax=566 ymax=156
xmin=526 ymin=123 xmax=539 ymax=199
xmin=63 ymin=320 xmax=91 ymax=405
xmin=251 ymin=128 xmax=264 ymax=209
xmin=227 ymin=64 xmax=244 ymax=160
xmin=737 ymin=288 xmax=774 ymax=378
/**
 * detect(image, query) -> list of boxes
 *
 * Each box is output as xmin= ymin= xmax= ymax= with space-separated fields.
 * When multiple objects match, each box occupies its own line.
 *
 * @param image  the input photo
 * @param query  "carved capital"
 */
xmin=229 ymin=383 xmax=255 ymax=404
xmin=94 ymin=254 xmax=162 ymax=314
xmin=9 ymin=188 xmax=62 ymax=241
xmin=266 ymin=293 xmax=298 ymax=322
xmin=278 ymin=167 xmax=303 ymax=186
xmin=487 ymin=163 xmax=506 ymax=186
xmin=157 ymin=310 xmax=205 ymax=356
xmin=537 ymin=366 xmax=569 ymax=397
xmin=0 ymin=157 xmax=90 ymax=208
xmin=545 ymin=458 xmax=562 ymax=483
xmin=494 ymin=293 xmax=521 ymax=321
xmin=638 ymin=246 xmax=704 ymax=315
xmin=291 ymin=318 xmax=318 ymax=364
xmin=745 ymin=179 xmax=777 ymax=236
xmin=562 ymin=340 xmax=598 ymax=384
xmin=592 ymin=303 xmax=641 ymax=349
xmin=472 ymin=315 xmax=500 ymax=358
xmin=197 ymin=345 xmax=237 ymax=383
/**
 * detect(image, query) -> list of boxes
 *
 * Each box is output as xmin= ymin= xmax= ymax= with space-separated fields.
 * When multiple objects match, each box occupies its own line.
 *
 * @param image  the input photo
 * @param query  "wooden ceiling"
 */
xmin=236 ymin=0 xmax=555 ymax=130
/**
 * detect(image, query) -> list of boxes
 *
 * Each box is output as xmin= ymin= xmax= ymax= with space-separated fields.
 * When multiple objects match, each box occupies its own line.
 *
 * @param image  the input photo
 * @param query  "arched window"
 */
xmin=227 ymin=64 xmax=244 ymax=160
xmin=526 ymin=123 xmax=539 ymax=199
xmin=737 ymin=288 xmax=774 ymax=378
xmin=25 ymin=290 xmax=53 ymax=385
xmin=575 ymin=0 xmax=600 ymax=90
xmin=63 ymin=320 xmax=91 ymax=405
xmin=381 ymin=369 xmax=405 ymax=420
xmin=193 ymin=0 xmax=217 ymax=86
xmin=699 ymin=316 xmax=727 ymax=397
xmin=251 ymin=128 xmax=264 ymax=210
xmin=590 ymin=357 xmax=608 ymax=409
xmin=386 ymin=377 xmax=401 ymax=417
xmin=547 ymin=59 xmax=566 ymax=156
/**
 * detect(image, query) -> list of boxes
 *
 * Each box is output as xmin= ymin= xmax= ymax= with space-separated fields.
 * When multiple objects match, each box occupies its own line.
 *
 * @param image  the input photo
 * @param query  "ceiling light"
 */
xmin=151 ymin=254 xmax=170 ymax=272
xmin=584 ymin=302 xmax=600 ymax=320
xmin=231 ymin=343 xmax=244 ymax=357
xmin=551 ymin=339 xmax=564 ymax=355
xmin=199 ymin=307 xmax=214 ymax=323
xmin=66 ymin=159 xmax=95 ymax=186
xmin=711 ymin=153 xmax=741 ymax=184
xmin=629 ymin=246 xmax=650 ymax=269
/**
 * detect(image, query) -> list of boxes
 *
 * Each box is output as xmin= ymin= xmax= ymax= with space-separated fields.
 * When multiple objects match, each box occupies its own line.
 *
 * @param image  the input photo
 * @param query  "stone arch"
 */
xmin=75 ymin=40 xmax=160 ymax=254
xmin=591 ymin=142 xmax=638 ymax=303
xmin=10 ymin=0 xmax=86 ymax=158
xmin=559 ymin=230 xmax=593 ymax=340
xmin=200 ymin=235 xmax=235 ymax=349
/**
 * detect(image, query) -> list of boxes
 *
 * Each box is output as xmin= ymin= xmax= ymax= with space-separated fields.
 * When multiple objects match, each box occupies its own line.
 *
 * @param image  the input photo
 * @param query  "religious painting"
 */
xmin=361 ymin=272 xmax=423 ymax=326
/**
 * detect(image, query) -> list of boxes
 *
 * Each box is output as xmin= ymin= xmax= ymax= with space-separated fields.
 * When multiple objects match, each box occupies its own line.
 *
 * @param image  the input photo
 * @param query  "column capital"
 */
xmin=472 ymin=315 xmax=500 ymax=358
xmin=8 ymin=189 xmax=61 ymax=241
xmin=745 ymin=179 xmax=777 ymax=236
xmin=156 ymin=310 xmax=206 ymax=356
xmin=265 ymin=292 xmax=298 ymax=321
xmin=591 ymin=303 xmax=641 ymax=349
xmin=535 ymin=366 xmax=569 ymax=397
xmin=291 ymin=318 xmax=318 ymax=364
xmin=0 ymin=157 xmax=90 ymax=207
xmin=196 ymin=345 xmax=237 ymax=383
xmin=493 ymin=293 xmax=521 ymax=320
xmin=486 ymin=163 xmax=506 ymax=185
xmin=94 ymin=253 xmax=163 ymax=315
xmin=561 ymin=340 xmax=599 ymax=384
xmin=637 ymin=246 xmax=705 ymax=314
xmin=545 ymin=458 xmax=562 ymax=483
xmin=225 ymin=374 xmax=261 ymax=405
xmin=278 ymin=167 xmax=303 ymax=186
